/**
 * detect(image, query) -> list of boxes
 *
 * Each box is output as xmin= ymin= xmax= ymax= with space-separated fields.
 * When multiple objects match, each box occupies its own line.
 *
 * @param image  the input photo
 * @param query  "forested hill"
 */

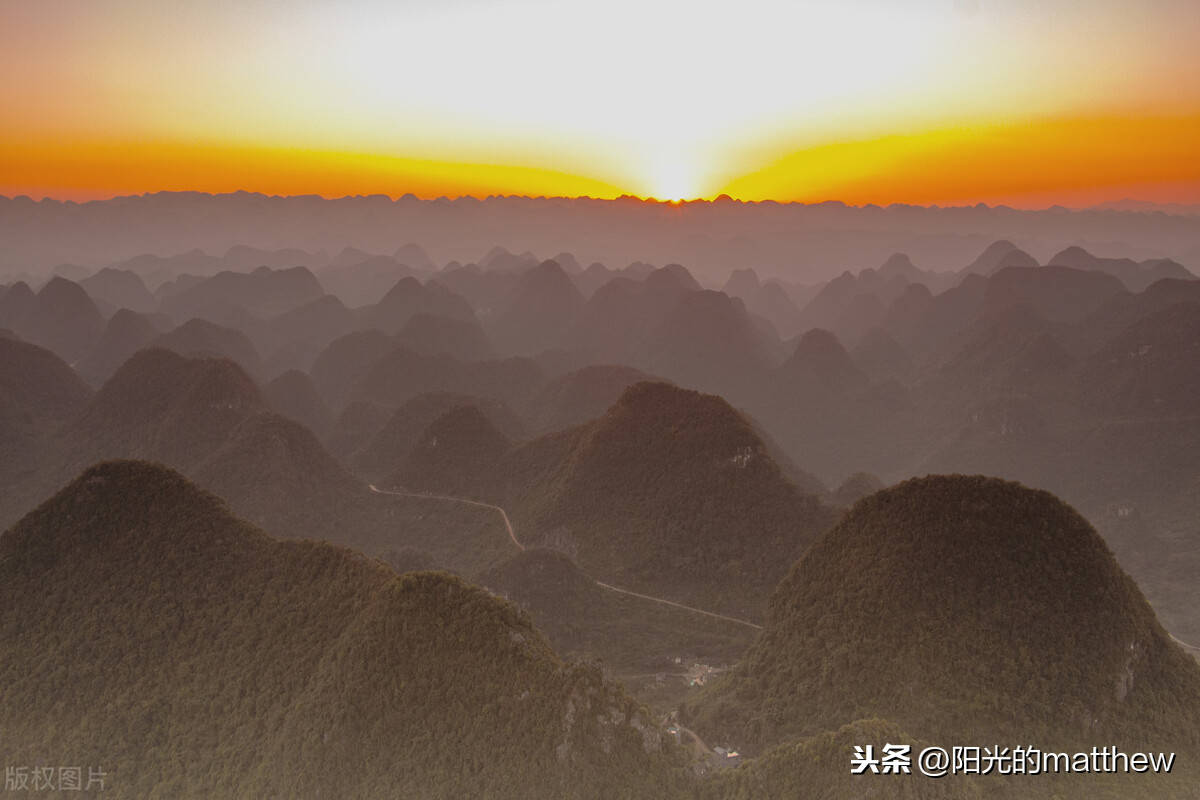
xmin=0 ymin=460 xmax=692 ymax=799
xmin=492 ymin=381 xmax=836 ymax=620
xmin=685 ymin=475 xmax=1200 ymax=798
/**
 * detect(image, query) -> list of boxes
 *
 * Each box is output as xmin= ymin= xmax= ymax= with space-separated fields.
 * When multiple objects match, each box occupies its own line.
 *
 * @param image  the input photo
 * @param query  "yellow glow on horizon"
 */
xmin=2 ymin=2 xmax=1199 ymax=205
xmin=718 ymin=113 xmax=1200 ymax=207
xmin=646 ymin=150 xmax=705 ymax=203
xmin=6 ymin=113 xmax=1200 ymax=209
xmin=0 ymin=137 xmax=630 ymax=201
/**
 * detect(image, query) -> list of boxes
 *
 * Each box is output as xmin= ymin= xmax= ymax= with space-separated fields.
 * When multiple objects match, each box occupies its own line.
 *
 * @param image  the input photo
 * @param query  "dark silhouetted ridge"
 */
xmin=150 ymin=317 xmax=262 ymax=376
xmin=362 ymin=276 xmax=476 ymax=334
xmin=488 ymin=260 xmax=585 ymax=355
xmin=80 ymin=267 xmax=156 ymax=313
xmin=0 ymin=277 xmax=106 ymax=363
xmin=77 ymin=308 xmax=161 ymax=385
xmin=354 ymin=391 xmax=524 ymax=481
xmin=962 ymin=239 xmax=1038 ymax=275
xmin=780 ymin=328 xmax=869 ymax=395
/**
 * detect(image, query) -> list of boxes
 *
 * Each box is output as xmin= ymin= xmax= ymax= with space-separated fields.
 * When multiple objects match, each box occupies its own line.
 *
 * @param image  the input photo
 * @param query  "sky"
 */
xmin=2 ymin=0 xmax=1199 ymax=205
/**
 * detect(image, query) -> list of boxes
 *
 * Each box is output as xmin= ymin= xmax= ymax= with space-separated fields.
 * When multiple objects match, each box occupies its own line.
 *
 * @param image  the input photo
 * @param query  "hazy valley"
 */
xmin=3 ymin=193 xmax=1200 ymax=797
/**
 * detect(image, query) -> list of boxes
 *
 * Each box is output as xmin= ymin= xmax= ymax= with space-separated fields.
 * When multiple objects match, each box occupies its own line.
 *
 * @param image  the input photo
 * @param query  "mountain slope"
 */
xmin=76 ymin=308 xmax=162 ymax=385
xmin=0 ymin=335 xmax=92 ymax=425
xmin=389 ymin=405 xmax=514 ymax=496
xmin=779 ymin=328 xmax=869 ymax=396
xmin=0 ymin=337 xmax=92 ymax=484
xmin=350 ymin=346 xmax=544 ymax=410
xmin=1050 ymin=246 xmax=1196 ymax=292
xmin=149 ymin=317 xmax=263 ymax=377
xmin=359 ymin=276 xmax=476 ymax=334
xmin=353 ymin=391 xmax=525 ymax=481
xmin=642 ymin=290 xmax=775 ymax=399
xmin=396 ymin=311 xmax=494 ymax=361
xmin=310 ymin=329 xmax=398 ymax=410
xmin=686 ymin=475 xmax=1200 ymax=782
xmin=480 ymin=548 xmax=754 ymax=675
xmin=160 ymin=265 xmax=325 ymax=321
xmin=0 ymin=276 xmax=106 ymax=363
xmin=700 ymin=719 xmax=982 ymax=800
xmin=57 ymin=348 xmax=266 ymax=479
xmin=497 ymin=382 xmax=835 ymax=619
xmin=961 ymin=239 xmax=1039 ymax=275
xmin=1077 ymin=302 xmax=1200 ymax=417
xmin=0 ymin=461 xmax=690 ymax=799
xmin=190 ymin=411 xmax=385 ymax=544
xmin=523 ymin=364 xmax=658 ymax=434
xmin=488 ymin=259 xmax=586 ymax=356
xmin=257 ymin=293 xmax=356 ymax=371
xmin=263 ymin=369 xmax=336 ymax=437
xmin=983 ymin=265 xmax=1129 ymax=325
xmin=79 ymin=267 xmax=157 ymax=313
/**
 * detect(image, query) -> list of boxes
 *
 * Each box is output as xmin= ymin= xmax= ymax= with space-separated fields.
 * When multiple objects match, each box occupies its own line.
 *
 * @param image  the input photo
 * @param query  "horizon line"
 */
xmin=3 ymin=189 xmax=1197 ymax=215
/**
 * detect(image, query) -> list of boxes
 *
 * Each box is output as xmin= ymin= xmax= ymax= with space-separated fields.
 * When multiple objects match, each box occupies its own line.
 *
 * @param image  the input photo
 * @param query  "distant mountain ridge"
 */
xmin=6 ymin=191 xmax=1198 ymax=286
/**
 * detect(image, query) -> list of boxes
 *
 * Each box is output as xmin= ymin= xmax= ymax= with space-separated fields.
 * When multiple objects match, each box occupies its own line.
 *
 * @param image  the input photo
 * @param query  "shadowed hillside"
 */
xmin=0 ymin=461 xmax=692 ymax=799
xmin=480 ymin=548 xmax=755 ymax=676
xmin=495 ymin=382 xmax=836 ymax=619
xmin=0 ymin=337 xmax=92 ymax=484
xmin=389 ymin=405 xmax=514 ymax=496
xmin=686 ymin=475 xmax=1200 ymax=797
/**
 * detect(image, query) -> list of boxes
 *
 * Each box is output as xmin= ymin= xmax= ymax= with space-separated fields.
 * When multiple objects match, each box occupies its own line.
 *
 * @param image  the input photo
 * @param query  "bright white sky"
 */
xmin=4 ymin=0 xmax=1199 ymax=200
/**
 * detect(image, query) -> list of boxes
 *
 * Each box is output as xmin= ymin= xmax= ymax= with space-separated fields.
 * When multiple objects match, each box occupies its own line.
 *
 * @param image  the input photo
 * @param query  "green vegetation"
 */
xmin=372 ymin=492 xmax=518 ymax=578
xmin=0 ymin=350 xmax=522 ymax=575
xmin=353 ymin=390 xmax=525 ymax=482
xmin=495 ymin=382 xmax=836 ymax=620
xmin=0 ymin=461 xmax=692 ymax=799
xmin=480 ymin=548 xmax=754 ymax=676
xmin=699 ymin=719 xmax=983 ymax=800
xmin=685 ymin=475 xmax=1200 ymax=797
xmin=389 ymin=404 xmax=514 ymax=496
xmin=831 ymin=471 xmax=885 ymax=508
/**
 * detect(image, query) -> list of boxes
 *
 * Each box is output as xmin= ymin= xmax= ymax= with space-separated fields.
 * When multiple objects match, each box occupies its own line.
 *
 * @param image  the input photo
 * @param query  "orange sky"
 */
xmin=3 ymin=0 xmax=1199 ymax=206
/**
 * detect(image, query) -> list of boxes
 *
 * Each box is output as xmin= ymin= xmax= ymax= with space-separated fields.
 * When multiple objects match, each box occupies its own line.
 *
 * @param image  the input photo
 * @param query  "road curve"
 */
xmin=368 ymin=484 xmax=761 ymax=630
xmin=1171 ymin=633 xmax=1200 ymax=652
xmin=367 ymin=486 xmax=1200 ymax=648
xmin=369 ymin=485 xmax=523 ymax=552
xmin=594 ymin=581 xmax=763 ymax=630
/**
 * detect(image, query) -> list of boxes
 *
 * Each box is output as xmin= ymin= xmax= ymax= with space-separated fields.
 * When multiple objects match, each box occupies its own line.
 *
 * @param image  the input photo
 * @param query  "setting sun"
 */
xmin=646 ymin=151 xmax=705 ymax=202
xmin=2 ymin=0 xmax=1199 ymax=205
xmin=4 ymin=3 xmax=1200 ymax=797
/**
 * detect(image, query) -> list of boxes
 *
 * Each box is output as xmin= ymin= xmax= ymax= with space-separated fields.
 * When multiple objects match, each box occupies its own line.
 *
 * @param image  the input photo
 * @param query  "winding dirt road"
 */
xmin=368 ymin=484 xmax=763 ymax=630
xmin=370 ymin=485 xmax=523 ymax=552
xmin=1171 ymin=633 xmax=1200 ymax=653
xmin=593 ymin=581 xmax=763 ymax=629
xmin=368 ymin=485 xmax=1200 ymax=654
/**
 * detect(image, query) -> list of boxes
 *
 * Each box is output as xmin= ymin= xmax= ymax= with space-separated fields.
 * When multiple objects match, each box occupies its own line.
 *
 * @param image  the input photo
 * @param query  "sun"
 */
xmin=646 ymin=152 xmax=702 ymax=202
